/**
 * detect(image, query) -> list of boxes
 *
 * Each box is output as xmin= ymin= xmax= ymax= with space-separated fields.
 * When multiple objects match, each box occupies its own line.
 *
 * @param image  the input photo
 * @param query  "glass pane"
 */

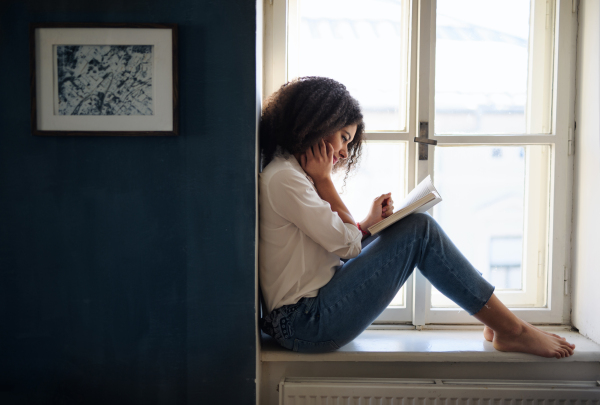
xmin=430 ymin=146 xmax=549 ymax=308
xmin=435 ymin=0 xmax=531 ymax=134
xmin=333 ymin=142 xmax=407 ymax=306
xmin=296 ymin=0 xmax=409 ymax=131
xmin=490 ymin=236 xmax=523 ymax=289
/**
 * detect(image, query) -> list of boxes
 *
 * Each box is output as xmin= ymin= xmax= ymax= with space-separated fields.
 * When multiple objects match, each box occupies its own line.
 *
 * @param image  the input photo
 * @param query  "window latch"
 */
xmin=414 ymin=122 xmax=437 ymax=160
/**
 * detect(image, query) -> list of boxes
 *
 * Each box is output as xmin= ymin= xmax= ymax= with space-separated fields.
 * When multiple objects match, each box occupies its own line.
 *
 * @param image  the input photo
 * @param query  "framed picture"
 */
xmin=30 ymin=23 xmax=178 ymax=136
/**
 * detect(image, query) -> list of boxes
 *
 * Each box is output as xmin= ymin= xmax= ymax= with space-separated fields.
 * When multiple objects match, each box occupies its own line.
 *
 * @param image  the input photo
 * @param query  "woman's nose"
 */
xmin=340 ymin=147 xmax=348 ymax=159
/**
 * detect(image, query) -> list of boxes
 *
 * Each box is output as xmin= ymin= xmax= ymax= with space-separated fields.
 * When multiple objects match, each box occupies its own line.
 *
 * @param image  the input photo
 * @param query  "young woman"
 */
xmin=258 ymin=76 xmax=575 ymax=358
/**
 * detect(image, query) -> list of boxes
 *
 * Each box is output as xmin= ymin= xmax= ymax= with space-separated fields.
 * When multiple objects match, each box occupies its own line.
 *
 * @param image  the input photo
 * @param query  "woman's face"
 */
xmin=324 ymin=124 xmax=358 ymax=165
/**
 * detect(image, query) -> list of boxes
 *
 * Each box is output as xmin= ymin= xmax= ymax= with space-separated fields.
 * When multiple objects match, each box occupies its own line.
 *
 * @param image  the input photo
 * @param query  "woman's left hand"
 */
xmin=359 ymin=193 xmax=394 ymax=230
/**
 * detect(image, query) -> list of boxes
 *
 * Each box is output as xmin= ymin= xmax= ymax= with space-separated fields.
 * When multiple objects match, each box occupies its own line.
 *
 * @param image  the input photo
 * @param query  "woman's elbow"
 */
xmin=336 ymin=243 xmax=361 ymax=259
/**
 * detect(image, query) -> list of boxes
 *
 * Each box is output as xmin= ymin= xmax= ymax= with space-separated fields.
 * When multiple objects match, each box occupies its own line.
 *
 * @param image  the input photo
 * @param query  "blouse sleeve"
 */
xmin=266 ymin=169 xmax=362 ymax=259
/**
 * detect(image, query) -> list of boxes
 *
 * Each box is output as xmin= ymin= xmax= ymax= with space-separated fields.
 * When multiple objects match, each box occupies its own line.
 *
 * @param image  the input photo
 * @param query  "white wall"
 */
xmin=571 ymin=0 xmax=600 ymax=344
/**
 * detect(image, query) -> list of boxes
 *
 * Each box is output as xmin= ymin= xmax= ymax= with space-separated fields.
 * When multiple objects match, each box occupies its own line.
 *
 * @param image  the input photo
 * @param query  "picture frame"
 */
xmin=30 ymin=23 xmax=178 ymax=136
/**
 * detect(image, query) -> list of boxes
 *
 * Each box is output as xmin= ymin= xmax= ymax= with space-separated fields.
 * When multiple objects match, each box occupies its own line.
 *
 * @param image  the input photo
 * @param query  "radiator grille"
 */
xmin=279 ymin=378 xmax=600 ymax=405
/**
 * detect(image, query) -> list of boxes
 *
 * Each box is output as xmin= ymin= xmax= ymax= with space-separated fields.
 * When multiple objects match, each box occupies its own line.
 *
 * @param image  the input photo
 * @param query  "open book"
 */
xmin=367 ymin=175 xmax=442 ymax=236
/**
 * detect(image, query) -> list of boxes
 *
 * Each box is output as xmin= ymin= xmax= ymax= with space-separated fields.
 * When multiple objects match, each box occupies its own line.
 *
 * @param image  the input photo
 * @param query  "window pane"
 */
xmin=490 ymin=236 xmax=523 ymax=289
xmin=435 ymin=0 xmax=532 ymax=134
xmin=333 ymin=142 xmax=406 ymax=226
xmin=431 ymin=146 xmax=549 ymax=308
xmin=295 ymin=0 xmax=409 ymax=131
xmin=333 ymin=142 xmax=407 ymax=306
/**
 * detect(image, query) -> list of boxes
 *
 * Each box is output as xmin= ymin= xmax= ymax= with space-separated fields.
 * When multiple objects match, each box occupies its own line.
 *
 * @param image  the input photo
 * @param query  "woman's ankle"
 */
xmin=493 ymin=318 xmax=524 ymax=338
xmin=473 ymin=294 xmax=525 ymax=337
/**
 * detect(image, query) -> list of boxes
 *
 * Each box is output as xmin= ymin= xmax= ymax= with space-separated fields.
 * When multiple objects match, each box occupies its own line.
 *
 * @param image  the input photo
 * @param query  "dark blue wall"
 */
xmin=0 ymin=0 xmax=257 ymax=404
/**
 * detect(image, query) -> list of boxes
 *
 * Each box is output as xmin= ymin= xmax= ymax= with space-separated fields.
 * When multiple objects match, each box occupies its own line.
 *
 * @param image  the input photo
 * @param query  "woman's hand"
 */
xmin=300 ymin=139 xmax=334 ymax=182
xmin=298 ymin=139 xmax=355 ymax=225
xmin=359 ymin=193 xmax=394 ymax=230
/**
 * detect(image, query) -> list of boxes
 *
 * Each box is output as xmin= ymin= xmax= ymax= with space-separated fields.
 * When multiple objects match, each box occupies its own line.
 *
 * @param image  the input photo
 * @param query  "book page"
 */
xmin=396 ymin=175 xmax=437 ymax=211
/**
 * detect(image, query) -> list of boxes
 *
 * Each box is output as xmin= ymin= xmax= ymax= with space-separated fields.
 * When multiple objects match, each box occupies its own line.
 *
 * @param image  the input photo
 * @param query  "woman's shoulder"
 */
xmin=261 ymin=154 xmax=305 ymax=185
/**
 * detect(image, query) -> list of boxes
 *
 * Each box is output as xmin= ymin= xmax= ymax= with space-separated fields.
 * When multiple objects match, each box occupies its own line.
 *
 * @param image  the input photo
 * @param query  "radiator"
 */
xmin=279 ymin=378 xmax=600 ymax=404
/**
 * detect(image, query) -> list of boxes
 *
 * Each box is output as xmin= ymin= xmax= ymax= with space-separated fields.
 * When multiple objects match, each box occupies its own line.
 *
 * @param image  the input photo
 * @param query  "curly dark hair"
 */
xmin=260 ymin=77 xmax=365 ymax=178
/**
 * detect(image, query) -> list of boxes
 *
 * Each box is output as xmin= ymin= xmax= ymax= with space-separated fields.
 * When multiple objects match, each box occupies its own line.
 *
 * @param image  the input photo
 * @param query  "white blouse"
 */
xmin=259 ymin=151 xmax=362 ymax=314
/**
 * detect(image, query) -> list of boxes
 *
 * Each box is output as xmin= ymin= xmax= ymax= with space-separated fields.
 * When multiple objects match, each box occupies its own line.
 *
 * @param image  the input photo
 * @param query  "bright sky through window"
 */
xmin=435 ymin=0 xmax=531 ymax=134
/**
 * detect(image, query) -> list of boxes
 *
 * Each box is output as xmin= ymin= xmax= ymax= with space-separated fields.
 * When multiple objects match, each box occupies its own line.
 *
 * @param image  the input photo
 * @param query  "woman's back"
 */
xmin=259 ymin=152 xmax=361 ymax=314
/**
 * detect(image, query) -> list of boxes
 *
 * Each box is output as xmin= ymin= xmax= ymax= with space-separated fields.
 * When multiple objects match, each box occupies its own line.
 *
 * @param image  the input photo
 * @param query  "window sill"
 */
xmin=261 ymin=328 xmax=600 ymax=363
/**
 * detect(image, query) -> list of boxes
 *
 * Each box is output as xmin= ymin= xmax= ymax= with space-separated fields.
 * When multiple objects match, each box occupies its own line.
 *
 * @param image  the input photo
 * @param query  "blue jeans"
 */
xmin=260 ymin=213 xmax=495 ymax=353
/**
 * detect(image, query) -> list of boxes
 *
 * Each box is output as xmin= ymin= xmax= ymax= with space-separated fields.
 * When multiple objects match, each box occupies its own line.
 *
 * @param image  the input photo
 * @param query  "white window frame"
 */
xmin=263 ymin=0 xmax=576 ymax=325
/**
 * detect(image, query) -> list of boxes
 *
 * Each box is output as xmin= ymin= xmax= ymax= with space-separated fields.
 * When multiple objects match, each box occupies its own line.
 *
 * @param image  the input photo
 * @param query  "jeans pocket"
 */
xmin=262 ymin=300 xmax=305 ymax=342
xmin=292 ymin=338 xmax=340 ymax=353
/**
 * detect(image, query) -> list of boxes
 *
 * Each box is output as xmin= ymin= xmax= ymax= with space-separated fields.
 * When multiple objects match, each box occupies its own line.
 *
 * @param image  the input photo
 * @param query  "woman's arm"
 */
xmin=300 ymin=140 xmax=356 ymax=225
xmin=312 ymin=179 xmax=355 ymax=225
xmin=265 ymin=167 xmax=362 ymax=259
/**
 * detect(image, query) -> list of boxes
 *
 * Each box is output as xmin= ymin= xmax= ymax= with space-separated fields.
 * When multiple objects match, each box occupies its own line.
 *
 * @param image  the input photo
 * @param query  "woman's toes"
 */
xmin=561 ymin=341 xmax=575 ymax=352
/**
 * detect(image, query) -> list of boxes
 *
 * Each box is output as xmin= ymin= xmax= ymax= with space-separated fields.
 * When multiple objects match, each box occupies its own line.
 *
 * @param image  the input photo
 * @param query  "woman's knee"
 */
xmin=408 ymin=212 xmax=438 ymax=231
xmin=377 ymin=213 xmax=440 ymax=246
xmin=379 ymin=212 xmax=433 ymax=237
xmin=404 ymin=213 xmax=445 ymax=245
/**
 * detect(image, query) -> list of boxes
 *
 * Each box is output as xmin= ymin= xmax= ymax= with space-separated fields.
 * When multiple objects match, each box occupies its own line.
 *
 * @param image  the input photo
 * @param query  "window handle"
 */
xmin=413 ymin=137 xmax=437 ymax=145
xmin=414 ymin=122 xmax=437 ymax=160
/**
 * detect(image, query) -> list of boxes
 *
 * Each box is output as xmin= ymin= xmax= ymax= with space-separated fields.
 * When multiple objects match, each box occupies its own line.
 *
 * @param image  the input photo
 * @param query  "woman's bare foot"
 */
xmin=492 ymin=319 xmax=575 ymax=359
xmin=474 ymin=294 xmax=575 ymax=359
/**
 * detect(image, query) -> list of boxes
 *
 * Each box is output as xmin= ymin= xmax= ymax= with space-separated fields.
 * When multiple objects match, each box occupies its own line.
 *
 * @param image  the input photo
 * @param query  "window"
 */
xmin=264 ymin=0 xmax=575 ymax=325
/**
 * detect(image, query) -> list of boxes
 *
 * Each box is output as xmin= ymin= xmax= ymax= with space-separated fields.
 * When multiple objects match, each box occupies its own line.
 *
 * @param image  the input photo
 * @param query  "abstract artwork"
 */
xmin=31 ymin=23 xmax=178 ymax=136
xmin=56 ymin=45 xmax=154 ymax=116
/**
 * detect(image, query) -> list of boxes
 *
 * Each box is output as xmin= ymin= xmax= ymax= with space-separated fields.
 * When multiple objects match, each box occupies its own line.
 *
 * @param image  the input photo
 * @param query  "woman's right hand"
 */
xmin=300 ymin=139 xmax=334 ymax=183
xmin=360 ymin=193 xmax=394 ymax=230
